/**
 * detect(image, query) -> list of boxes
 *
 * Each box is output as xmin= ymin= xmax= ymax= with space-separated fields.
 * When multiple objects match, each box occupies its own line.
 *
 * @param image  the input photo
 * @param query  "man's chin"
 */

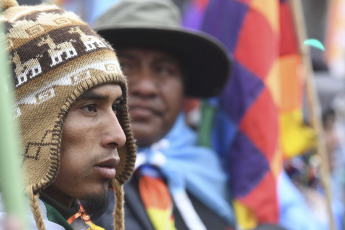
xmin=79 ymin=186 xmax=110 ymax=219
xmin=132 ymin=126 xmax=165 ymax=147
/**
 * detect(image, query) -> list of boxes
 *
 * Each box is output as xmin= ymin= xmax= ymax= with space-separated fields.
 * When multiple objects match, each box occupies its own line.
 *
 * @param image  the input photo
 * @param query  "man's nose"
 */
xmin=129 ymin=69 xmax=158 ymax=98
xmin=102 ymin=110 xmax=126 ymax=149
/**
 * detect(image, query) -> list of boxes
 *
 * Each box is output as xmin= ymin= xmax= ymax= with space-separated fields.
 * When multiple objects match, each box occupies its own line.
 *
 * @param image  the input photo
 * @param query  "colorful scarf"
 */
xmin=138 ymin=165 xmax=176 ymax=230
xmin=136 ymin=113 xmax=235 ymax=229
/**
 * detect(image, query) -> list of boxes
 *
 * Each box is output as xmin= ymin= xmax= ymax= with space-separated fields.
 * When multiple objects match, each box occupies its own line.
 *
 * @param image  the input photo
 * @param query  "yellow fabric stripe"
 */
xmin=233 ymin=200 xmax=257 ymax=230
xmin=280 ymin=110 xmax=316 ymax=158
xmin=146 ymin=208 xmax=177 ymax=230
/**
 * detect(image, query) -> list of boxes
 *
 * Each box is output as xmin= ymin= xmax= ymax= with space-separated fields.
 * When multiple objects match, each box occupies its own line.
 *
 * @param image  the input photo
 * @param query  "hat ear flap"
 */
xmin=0 ymin=0 xmax=19 ymax=10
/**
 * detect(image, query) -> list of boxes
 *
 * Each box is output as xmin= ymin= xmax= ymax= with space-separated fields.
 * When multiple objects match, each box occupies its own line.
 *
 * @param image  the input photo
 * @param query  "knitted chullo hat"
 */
xmin=0 ymin=0 xmax=136 ymax=229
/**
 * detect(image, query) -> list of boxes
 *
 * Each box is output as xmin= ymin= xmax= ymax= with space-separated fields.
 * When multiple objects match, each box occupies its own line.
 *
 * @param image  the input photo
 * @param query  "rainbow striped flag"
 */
xmin=183 ymin=0 xmax=315 ymax=228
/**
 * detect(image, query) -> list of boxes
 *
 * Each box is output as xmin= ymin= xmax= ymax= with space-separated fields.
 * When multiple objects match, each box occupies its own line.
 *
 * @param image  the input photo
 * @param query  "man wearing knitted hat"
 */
xmin=92 ymin=0 xmax=236 ymax=229
xmin=0 ymin=0 xmax=136 ymax=229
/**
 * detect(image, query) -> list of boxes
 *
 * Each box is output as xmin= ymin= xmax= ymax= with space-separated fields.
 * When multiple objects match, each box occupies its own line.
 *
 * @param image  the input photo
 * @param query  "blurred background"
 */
xmin=16 ymin=0 xmax=345 ymax=229
xmin=17 ymin=0 xmax=343 ymax=121
xmin=17 ymin=0 xmax=344 ymax=111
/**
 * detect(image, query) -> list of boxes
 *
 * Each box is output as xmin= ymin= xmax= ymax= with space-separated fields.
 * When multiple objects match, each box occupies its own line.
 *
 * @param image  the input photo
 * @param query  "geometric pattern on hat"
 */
xmin=24 ymin=129 xmax=54 ymax=160
xmin=11 ymin=23 xmax=111 ymax=89
xmin=2 ymin=2 xmax=136 ymax=193
xmin=1 ymin=1 xmax=136 ymax=230
xmin=14 ymin=59 xmax=121 ymax=109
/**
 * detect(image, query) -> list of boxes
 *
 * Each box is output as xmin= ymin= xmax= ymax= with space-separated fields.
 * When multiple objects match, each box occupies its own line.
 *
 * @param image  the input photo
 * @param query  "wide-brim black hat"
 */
xmin=93 ymin=0 xmax=232 ymax=98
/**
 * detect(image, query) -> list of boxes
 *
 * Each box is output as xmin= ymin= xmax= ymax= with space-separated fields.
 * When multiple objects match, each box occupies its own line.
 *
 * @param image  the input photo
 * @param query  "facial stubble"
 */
xmin=79 ymin=179 xmax=111 ymax=219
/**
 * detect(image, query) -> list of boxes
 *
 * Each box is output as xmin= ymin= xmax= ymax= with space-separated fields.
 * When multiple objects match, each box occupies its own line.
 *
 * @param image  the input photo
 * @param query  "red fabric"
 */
xmin=240 ymin=88 xmax=279 ymax=162
xmin=234 ymin=8 xmax=279 ymax=80
xmin=139 ymin=176 xmax=173 ymax=210
xmin=239 ymin=172 xmax=278 ymax=223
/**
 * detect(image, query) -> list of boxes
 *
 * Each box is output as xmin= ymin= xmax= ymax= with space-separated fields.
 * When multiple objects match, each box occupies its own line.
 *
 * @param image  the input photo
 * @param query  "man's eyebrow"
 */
xmin=77 ymin=91 xmax=124 ymax=102
xmin=119 ymin=53 xmax=175 ymax=62
xmin=77 ymin=91 xmax=107 ymax=101
xmin=156 ymin=57 xmax=178 ymax=64
xmin=117 ymin=53 xmax=137 ymax=61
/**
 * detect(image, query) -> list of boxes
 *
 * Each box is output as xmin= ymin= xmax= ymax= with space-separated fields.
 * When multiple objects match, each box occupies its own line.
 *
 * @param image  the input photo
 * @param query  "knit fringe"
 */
xmin=27 ymin=187 xmax=46 ymax=230
xmin=112 ymin=179 xmax=124 ymax=230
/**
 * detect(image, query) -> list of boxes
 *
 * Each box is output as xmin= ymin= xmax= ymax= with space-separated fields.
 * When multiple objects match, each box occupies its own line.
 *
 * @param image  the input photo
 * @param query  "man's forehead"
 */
xmin=118 ymin=47 xmax=178 ymax=61
xmin=78 ymin=84 xmax=123 ymax=100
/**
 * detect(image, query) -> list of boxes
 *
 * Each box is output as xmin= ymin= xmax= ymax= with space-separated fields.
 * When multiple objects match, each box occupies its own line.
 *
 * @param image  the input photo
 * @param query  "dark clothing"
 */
xmin=94 ymin=114 xmax=235 ymax=229
xmin=39 ymin=192 xmax=80 ymax=220
xmin=93 ymin=177 xmax=235 ymax=230
xmin=39 ymin=193 xmax=80 ymax=230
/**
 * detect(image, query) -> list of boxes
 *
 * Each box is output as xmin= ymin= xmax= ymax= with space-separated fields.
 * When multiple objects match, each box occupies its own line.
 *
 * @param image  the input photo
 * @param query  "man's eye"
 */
xmin=120 ymin=62 xmax=128 ymax=69
xmin=112 ymin=104 xmax=124 ymax=112
xmin=120 ymin=61 xmax=132 ymax=73
xmin=156 ymin=66 xmax=169 ymax=74
xmin=82 ymin=104 xmax=97 ymax=112
xmin=156 ymin=65 xmax=177 ymax=76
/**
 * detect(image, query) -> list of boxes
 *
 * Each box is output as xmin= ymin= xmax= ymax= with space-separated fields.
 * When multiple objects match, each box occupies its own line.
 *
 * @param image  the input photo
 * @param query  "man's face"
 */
xmin=324 ymin=118 xmax=340 ymax=172
xmin=44 ymin=84 xmax=126 ymax=206
xmin=118 ymin=47 xmax=184 ymax=147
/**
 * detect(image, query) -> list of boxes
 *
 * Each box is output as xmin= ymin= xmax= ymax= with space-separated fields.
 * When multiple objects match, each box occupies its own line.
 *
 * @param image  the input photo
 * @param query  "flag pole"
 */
xmin=288 ymin=0 xmax=336 ymax=230
xmin=0 ymin=14 xmax=28 ymax=230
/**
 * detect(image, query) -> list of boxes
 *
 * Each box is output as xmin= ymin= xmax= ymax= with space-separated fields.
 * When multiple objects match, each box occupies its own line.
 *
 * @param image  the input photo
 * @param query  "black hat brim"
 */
xmin=97 ymin=27 xmax=232 ymax=98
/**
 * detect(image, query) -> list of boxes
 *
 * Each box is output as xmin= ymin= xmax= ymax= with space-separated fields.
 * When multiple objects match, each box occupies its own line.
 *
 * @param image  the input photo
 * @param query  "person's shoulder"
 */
xmin=36 ymin=198 xmax=66 ymax=230
xmin=0 ymin=193 xmax=65 ymax=230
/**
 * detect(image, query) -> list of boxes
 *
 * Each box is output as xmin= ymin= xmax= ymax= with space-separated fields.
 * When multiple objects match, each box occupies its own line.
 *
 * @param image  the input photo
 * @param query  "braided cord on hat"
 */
xmin=112 ymin=179 xmax=124 ymax=230
xmin=27 ymin=188 xmax=46 ymax=230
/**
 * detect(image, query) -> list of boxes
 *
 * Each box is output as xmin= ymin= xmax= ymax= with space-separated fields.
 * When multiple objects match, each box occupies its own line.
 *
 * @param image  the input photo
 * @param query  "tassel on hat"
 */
xmin=0 ymin=0 xmax=136 ymax=229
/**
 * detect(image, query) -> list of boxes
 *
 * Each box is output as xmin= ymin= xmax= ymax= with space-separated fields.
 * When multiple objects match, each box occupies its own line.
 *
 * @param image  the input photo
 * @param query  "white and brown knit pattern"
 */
xmin=1 ymin=1 xmax=136 ymax=229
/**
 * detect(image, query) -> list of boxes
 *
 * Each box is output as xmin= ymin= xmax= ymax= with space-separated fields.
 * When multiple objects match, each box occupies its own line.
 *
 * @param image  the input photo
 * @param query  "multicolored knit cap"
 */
xmin=0 ymin=0 xmax=136 ymax=229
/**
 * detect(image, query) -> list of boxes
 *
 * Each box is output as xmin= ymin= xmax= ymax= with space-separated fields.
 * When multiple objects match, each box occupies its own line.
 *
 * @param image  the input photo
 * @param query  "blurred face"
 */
xmin=118 ymin=47 xmax=184 ymax=147
xmin=324 ymin=120 xmax=340 ymax=171
xmin=44 ymin=84 xmax=126 ymax=206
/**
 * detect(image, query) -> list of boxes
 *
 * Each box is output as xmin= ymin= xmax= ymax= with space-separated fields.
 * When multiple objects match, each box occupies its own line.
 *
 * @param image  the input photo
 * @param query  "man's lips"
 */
xmin=95 ymin=158 xmax=118 ymax=179
xmin=129 ymin=105 xmax=161 ymax=118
